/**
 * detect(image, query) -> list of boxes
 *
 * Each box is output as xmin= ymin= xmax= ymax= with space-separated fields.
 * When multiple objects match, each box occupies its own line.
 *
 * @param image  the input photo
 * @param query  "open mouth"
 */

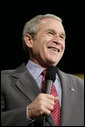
xmin=48 ymin=46 xmax=60 ymax=52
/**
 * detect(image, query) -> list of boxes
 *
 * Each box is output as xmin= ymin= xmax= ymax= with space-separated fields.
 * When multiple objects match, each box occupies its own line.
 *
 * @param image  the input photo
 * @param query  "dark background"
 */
xmin=1 ymin=1 xmax=84 ymax=74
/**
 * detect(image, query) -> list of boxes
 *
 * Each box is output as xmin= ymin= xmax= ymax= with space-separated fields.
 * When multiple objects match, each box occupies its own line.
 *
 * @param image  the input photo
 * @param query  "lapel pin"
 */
xmin=71 ymin=88 xmax=75 ymax=92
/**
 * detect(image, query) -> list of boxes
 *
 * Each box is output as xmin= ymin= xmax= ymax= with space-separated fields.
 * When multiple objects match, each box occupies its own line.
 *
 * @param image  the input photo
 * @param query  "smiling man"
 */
xmin=1 ymin=14 xmax=84 ymax=126
xmin=24 ymin=16 xmax=65 ymax=67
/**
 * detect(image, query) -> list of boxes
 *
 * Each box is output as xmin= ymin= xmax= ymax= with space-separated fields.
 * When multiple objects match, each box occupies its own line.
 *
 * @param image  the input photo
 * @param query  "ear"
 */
xmin=24 ymin=34 xmax=33 ymax=48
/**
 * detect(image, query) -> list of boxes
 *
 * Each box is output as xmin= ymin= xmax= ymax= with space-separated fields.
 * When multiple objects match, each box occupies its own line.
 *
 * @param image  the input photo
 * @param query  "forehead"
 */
xmin=40 ymin=18 xmax=64 ymax=29
xmin=39 ymin=18 xmax=65 ymax=32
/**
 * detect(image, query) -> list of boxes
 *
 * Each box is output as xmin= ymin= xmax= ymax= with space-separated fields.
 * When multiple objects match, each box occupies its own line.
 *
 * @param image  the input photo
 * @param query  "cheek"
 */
xmin=41 ymin=34 xmax=53 ymax=43
xmin=61 ymin=42 xmax=65 ymax=51
xmin=33 ymin=40 xmax=45 ymax=54
xmin=34 ymin=35 xmax=53 ymax=54
xmin=63 ymin=44 xmax=65 ymax=51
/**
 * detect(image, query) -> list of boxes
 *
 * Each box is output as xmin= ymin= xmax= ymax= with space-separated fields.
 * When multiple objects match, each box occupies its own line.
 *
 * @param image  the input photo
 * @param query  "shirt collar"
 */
xmin=26 ymin=60 xmax=44 ymax=80
xmin=26 ymin=60 xmax=59 ymax=81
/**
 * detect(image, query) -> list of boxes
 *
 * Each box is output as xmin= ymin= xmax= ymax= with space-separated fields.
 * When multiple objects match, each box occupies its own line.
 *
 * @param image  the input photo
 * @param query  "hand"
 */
xmin=27 ymin=93 xmax=58 ymax=119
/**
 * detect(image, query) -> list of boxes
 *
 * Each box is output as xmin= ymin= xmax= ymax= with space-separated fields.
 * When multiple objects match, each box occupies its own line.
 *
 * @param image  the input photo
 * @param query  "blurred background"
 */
xmin=1 ymin=1 xmax=84 ymax=79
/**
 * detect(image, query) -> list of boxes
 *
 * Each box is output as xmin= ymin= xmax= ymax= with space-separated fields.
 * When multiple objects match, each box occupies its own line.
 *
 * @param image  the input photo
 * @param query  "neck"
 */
xmin=29 ymin=58 xmax=57 ymax=69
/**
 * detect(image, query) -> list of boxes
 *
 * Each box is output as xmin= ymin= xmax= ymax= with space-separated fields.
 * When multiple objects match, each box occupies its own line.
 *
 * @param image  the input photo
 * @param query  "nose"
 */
xmin=52 ymin=33 xmax=65 ymax=51
xmin=53 ymin=34 xmax=60 ymax=44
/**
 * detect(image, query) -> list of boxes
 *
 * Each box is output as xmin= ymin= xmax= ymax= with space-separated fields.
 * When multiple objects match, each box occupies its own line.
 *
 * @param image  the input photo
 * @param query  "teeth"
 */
xmin=51 ymin=48 xmax=57 ymax=51
xmin=50 ymin=47 xmax=59 ymax=52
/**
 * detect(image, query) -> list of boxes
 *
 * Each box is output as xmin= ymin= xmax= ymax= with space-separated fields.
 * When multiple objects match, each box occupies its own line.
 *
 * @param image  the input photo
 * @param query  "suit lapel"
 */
xmin=13 ymin=65 xmax=41 ymax=102
xmin=57 ymin=69 xmax=76 ymax=126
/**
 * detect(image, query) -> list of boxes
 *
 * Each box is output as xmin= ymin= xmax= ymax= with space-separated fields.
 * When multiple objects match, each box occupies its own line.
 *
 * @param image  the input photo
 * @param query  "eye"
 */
xmin=59 ymin=35 xmax=65 ymax=40
xmin=60 ymin=35 xmax=64 ymax=39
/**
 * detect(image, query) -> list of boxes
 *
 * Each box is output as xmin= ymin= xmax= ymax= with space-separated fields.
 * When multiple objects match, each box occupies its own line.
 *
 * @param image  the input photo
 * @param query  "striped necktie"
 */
xmin=42 ymin=70 xmax=60 ymax=126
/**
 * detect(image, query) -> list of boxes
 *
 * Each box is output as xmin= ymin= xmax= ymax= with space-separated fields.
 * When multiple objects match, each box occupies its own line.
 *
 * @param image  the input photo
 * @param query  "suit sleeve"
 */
xmin=1 ymin=92 xmax=27 ymax=126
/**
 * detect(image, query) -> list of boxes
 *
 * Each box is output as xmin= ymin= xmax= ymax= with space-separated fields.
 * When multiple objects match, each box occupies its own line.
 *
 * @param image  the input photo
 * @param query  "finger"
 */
xmin=54 ymin=96 xmax=59 ymax=102
xmin=46 ymin=94 xmax=55 ymax=100
xmin=46 ymin=103 xmax=54 ymax=111
xmin=47 ymin=99 xmax=54 ymax=105
xmin=42 ymin=106 xmax=51 ymax=116
xmin=46 ymin=94 xmax=59 ymax=103
xmin=39 ymin=103 xmax=51 ymax=116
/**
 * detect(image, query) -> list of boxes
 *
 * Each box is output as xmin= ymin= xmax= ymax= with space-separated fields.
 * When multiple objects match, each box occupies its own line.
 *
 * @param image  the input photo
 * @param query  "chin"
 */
xmin=47 ymin=59 xmax=59 ymax=66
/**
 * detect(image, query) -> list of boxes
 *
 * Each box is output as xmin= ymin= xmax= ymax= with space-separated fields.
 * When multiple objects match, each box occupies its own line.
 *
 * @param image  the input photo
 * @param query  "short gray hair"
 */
xmin=22 ymin=14 xmax=63 ymax=56
xmin=23 ymin=14 xmax=62 ymax=38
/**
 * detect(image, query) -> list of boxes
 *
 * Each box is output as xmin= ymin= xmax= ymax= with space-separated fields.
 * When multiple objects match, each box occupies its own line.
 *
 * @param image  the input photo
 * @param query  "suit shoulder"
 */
xmin=1 ymin=63 xmax=26 ymax=84
xmin=57 ymin=69 xmax=84 ymax=88
xmin=65 ymin=73 xmax=84 ymax=84
xmin=1 ymin=69 xmax=17 ymax=81
xmin=1 ymin=63 xmax=26 ymax=90
xmin=1 ymin=63 xmax=26 ymax=76
xmin=1 ymin=69 xmax=16 ymax=75
xmin=58 ymin=69 xmax=83 ymax=81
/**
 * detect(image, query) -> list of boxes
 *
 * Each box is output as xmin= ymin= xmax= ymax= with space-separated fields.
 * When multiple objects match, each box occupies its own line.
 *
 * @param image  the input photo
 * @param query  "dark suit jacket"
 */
xmin=1 ymin=63 xmax=84 ymax=126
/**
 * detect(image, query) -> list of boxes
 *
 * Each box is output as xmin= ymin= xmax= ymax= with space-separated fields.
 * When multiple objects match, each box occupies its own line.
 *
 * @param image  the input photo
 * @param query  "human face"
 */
xmin=29 ymin=18 xmax=65 ymax=67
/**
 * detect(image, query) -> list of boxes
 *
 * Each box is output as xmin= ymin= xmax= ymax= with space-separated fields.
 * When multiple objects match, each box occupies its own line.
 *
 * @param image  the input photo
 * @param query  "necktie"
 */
xmin=42 ymin=70 xmax=60 ymax=126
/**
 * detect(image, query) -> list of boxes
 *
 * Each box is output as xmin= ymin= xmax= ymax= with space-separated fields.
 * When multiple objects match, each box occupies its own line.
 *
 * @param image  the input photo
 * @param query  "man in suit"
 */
xmin=1 ymin=14 xmax=84 ymax=126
